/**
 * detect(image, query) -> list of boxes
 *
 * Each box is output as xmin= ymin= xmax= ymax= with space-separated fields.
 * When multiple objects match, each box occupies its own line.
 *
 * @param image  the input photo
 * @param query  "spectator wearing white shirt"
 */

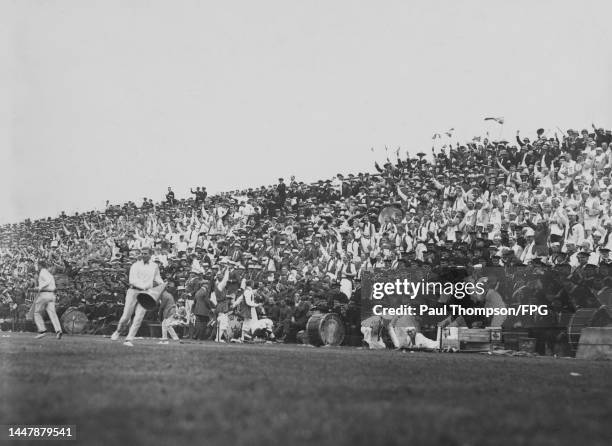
xmin=151 ymin=247 xmax=169 ymax=267
xmin=564 ymin=211 xmax=585 ymax=250
xmin=520 ymin=228 xmax=537 ymax=264
xmin=127 ymin=234 xmax=142 ymax=251
xmin=566 ymin=243 xmax=580 ymax=270
xmin=175 ymin=235 xmax=188 ymax=257
xmin=190 ymin=255 xmax=205 ymax=274
xmin=601 ymin=221 xmax=612 ymax=250
xmin=507 ymin=236 xmax=523 ymax=260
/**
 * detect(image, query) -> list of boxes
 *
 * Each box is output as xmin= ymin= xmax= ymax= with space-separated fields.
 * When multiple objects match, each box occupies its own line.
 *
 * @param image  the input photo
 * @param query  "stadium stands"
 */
xmin=2 ymin=124 xmax=612 ymax=352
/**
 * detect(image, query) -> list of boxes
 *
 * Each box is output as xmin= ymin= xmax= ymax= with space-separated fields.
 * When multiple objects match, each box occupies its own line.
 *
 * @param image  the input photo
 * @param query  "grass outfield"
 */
xmin=1 ymin=334 xmax=611 ymax=446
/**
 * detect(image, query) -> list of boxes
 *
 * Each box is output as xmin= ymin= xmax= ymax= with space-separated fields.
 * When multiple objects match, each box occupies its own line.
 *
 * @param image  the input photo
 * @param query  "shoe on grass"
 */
xmin=123 ymin=340 xmax=134 ymax=347
xmin=35 ymin=332 xmax=47 ymax=339
xmin=110 ymin=332 xmax=120 ymax=341
xmin=56 ymin=331 xmax=62 ymax=340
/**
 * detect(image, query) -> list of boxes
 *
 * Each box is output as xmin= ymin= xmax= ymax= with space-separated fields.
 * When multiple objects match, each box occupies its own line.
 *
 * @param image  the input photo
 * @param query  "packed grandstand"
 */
xmin=2 ymin=124 xmax=612 ymax=353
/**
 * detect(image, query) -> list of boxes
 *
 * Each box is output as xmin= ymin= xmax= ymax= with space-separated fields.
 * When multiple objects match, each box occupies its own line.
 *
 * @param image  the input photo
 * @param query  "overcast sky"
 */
xmin=2 ymin=0 xmax=612 ymax=224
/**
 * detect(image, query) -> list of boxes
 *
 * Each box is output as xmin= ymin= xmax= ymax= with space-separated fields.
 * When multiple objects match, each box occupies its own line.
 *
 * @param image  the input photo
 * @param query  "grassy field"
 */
xmin=1 ymin=333 xmax=611 ymax=446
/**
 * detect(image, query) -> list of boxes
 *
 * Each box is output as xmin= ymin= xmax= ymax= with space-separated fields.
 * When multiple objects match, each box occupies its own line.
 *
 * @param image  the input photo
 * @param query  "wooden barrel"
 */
xmin=576 ymin=327 xmax=612 ymax=360
xmin=306 ymin=312 xmax=345 ymax=347
xmin=567 ymin=306 xmax=611 ymax=352
xmin=60 ymin=307 xmax=89 ymax=334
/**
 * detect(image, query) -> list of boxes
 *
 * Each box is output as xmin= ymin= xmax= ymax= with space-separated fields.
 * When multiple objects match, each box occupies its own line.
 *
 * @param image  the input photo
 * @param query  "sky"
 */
xmin=2 ymin=0 xmax=612 ymax=224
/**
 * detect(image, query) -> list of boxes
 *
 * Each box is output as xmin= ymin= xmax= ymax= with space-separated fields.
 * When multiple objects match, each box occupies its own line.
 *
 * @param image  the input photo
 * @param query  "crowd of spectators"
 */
xmin=2 ymin=124 xmax=612 ymax=351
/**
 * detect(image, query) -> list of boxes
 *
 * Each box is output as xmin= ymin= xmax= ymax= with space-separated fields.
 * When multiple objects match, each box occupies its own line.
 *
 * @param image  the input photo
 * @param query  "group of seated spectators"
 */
xmin=1 ymin=124 xmax=612 ymax=352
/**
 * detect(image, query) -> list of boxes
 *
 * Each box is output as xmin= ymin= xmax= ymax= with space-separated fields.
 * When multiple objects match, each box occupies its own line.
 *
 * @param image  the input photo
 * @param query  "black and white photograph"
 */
xmin=1 ymin=1 xmax=612 ymax=445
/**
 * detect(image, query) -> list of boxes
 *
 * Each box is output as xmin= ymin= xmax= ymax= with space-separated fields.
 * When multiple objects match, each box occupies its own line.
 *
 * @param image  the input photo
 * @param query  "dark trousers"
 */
xmin=274 ymin=319 xmax=291 ymax=339
xmin=193 ymin=315 xmax=211 ymax=340
xmin=285 ymin=319 xmax=307 ymax=343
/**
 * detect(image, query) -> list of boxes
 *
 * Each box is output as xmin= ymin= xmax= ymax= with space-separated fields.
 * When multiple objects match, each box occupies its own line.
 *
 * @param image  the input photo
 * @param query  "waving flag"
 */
xmin=484 ymin=117 xmax=505 ymax=125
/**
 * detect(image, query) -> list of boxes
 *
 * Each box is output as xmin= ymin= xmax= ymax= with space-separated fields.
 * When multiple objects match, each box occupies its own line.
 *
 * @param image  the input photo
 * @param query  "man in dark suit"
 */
xmin=192 ymin=279 xmax=214 ymax=340
xmin=165 ymin=187 xmax=175 ymax=205
xmin=285 ymin=295 xmax=311 ymax=343
xmin=277 ymin=178 xmax=287 ymax=212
